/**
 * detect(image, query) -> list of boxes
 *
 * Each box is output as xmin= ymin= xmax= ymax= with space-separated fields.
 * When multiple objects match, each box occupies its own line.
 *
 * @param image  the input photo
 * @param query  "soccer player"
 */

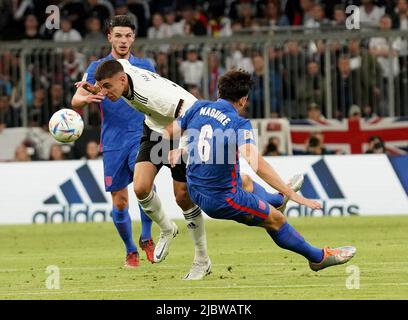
xmin=89 ymin=59 xmax=301 ymax=276
xmin=71 ymin=16 xmax=155 ymax=268
xmin=165 ymin=70 xmax=356 ymax=272
xmin=90 ymin=59 xmax=212 ymax=280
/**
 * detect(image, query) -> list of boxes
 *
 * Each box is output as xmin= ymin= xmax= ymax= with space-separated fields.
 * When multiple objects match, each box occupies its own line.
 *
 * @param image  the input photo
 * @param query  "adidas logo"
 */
xmin=33 ymin=164 xmax=111 ymax=224
xmin=286 ymin=159 xmax=360 ymax=217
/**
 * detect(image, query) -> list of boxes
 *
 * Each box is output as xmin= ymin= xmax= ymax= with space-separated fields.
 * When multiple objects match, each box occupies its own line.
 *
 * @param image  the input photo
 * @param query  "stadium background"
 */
xmin=0 ymin=0 xmax=408 ymax=300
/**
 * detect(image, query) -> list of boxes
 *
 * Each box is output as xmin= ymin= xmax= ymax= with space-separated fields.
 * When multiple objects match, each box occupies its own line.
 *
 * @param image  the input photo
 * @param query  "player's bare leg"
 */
xmin=241 ymin=174 xmax=302 ymax=212
xmin=260 ymin=205 xmax=356 ymax=271
xmin=134 ymin=161 xmax=178 ymax=263
xmin=111 ymin=188 xmax=140 ymax=268
xmin=173 ymin=180 xmax=211 ymax=280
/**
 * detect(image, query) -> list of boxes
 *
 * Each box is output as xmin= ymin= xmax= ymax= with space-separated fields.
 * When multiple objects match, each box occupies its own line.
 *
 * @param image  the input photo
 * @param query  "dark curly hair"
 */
xmin=217 ymin=69 xmax=253 ymax=102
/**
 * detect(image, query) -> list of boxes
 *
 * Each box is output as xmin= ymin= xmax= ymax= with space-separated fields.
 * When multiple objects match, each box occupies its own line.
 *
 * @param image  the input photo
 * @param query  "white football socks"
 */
xmin=183 ymin=205 xmax=209 ymax=263
xmin=137 ymin=190 xmax=173 ymax=234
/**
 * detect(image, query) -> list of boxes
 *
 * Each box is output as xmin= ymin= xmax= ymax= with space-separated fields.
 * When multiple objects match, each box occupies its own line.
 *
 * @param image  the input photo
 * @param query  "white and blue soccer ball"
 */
xmin=49 ymin=108 xmax=84 ymax=143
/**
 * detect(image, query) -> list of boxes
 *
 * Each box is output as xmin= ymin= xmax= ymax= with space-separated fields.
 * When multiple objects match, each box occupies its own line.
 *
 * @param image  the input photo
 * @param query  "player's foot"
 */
xmin=309 ymin=246 xmax=356 ymax=272
xmin=277 ymin=174 xmax=304 ymax=213
xmin=139 ymin=238 xmax=155 ymax=264
xmin=183 ymin=258 xmax=212 ymax=280
xmin=153 ymin=222 xmax=178 ymax=263
xmin=124 ymin=252 xmax=140 ymax=268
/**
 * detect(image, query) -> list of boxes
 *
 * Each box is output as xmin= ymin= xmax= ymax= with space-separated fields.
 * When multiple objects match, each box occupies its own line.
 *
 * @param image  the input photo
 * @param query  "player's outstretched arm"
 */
xmin=71 ymin=81 xmax=105 ymax=108
xmin=239 ymin=143 xmax=322 ymax=210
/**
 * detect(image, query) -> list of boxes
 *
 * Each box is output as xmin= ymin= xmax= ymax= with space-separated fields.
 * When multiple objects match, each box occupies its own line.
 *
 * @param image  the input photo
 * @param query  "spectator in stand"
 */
xmin=84 ymin=0 xmax=114 ymax=27
xmin=305 ymin=133 xmax=337 ymax=155
xmin=114 ymin=0 xmax=138 ymax=32
xmin=359 ymin=0 xmax=386 ymax=27
xmin=306 ymin=102 xmax=326 ymax=122
xmin=28 ymin=87 xmax=47 ymax=127
xmin=304 ymin=3 xmax=330 ymax=29
xmin=164 ymin=9 xmax=181 ymax=36
xmin=333 ymin=54 xmax=364 ymax=119
xmin=60 ymin=0 xmax=87 ymax=35
xmin=83 ymin=140 xmax=101 ymax=160
xmin=179 ymin=45 xmax=204 ymax=89
xmin=348 ymin=104 xmax=362 ymax=120
xmin=348 ymin=38 xmax=381 ymax=111
xmin=63 ymin=48 xmax=86 ymax=83
xmin=249 ymin=53 xmax=281 ymax=118
xmin=362 ymin=105 xmax=378 ymax=120
xmin=369 ymin=15 xmax=402 ymax=116
xmin=14 ymin=144 xmax=31 ymax=162
xmin=147 ymin=12 xmax=172 ymax=52
xmin=235 ymin=1 xmax=259 ymax=30
xmin=332 ymin=5 xmax=347 ymax=27
xmin=20 ymin=14 xmax=42 ymax=40
xmin=263 ymin=137 xmax=284 ymax=156
xmin=260 ymin=1 xmax=290 ymax=27
xmin=0 ymin=94 xmax=20 ymax=127
xmin=53 ymin=16 xmax=82 ymax=42
xmin=155 ymin=51 xmax=170 ymax=78
xmin=394 ymin=0 xmax=408 ymax=30
xmin=147 ymin=12 xmax=171 ymax=39
xmin=227 ymin=43 xmax=254 ymax=73
xmin=208 ymin=51 xmax=225 ymax=100
xmin=84 ymin=16 xmax=106 ymax=42
xmin=300 ymin=0 xmax=316 ymax=26
xmin=365 ymin=135 xmax=387 ymax=154
xmin=282 ymin=40 xmax=306 ymax=117
xmin=299 ymin=61 xmax=325 ymax=113
xmin=47 ymin=84 xmax=66 ymax=120
xmin=49 ymin=144 xmax=66 ymax=161
xmin=174 ymin=5 xmax=207 ymax=36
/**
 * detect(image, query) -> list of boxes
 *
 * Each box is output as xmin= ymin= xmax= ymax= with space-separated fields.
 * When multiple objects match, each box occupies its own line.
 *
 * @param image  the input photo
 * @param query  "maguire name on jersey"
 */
xmin=118 ymin=59 xmax=197 ymax=134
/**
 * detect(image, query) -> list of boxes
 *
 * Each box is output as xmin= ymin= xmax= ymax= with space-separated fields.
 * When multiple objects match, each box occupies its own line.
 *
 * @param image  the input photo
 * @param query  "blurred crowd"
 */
xmin=1 ymin=0 xmax=407 ymax=41
xmin=1 ymin=0 xmax=408 ymax=161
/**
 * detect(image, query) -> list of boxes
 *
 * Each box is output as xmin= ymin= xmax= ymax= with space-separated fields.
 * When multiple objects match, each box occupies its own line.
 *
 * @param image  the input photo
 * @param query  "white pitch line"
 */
xmin=1 ymin=261 xmax=408 ymax=273
xmin=0 ymin=282 xmax=408 ymax=297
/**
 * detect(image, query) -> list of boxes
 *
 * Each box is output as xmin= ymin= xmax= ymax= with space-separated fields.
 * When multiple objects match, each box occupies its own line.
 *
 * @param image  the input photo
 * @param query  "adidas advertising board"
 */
xmin=0 ymin=155 xmax=407 ymax=224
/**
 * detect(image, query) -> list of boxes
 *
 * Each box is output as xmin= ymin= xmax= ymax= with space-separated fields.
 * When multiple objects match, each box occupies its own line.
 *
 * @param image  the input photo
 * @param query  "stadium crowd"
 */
xmin=0 ymin=0 xmax=407 ymax=160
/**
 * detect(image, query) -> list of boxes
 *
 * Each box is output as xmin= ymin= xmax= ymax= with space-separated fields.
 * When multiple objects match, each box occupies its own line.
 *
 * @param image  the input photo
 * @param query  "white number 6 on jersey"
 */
xmin=198 ymin=125 xmax=213 ymax=162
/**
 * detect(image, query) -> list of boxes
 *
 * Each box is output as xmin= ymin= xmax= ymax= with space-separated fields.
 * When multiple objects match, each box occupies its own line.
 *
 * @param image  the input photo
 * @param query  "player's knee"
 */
xmin=264 ymin=208 xmax=286 ymax=231
xmin=134 ymin=183 xmax=151 ymax=201
xmin=112 ymin=193 xmax=128 ymax=211
xmin=174 ymin=189 xmax=192 ymax=210
xmin=241 ymin=174 xmax=253 ymax=192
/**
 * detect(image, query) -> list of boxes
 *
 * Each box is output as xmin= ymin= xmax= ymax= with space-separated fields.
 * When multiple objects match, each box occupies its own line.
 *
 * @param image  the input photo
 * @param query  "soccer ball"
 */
xmin=49 ymin=109 xmax=84 ymax=143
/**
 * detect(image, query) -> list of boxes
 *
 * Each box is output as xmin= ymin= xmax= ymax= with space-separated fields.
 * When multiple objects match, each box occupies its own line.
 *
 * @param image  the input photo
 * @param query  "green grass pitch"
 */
xmin=0 ymin=216 xmax=407 ymax=300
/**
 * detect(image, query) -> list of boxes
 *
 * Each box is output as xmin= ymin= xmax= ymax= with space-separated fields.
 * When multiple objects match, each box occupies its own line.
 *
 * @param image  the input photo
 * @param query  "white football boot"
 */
xmin=153 ymin=222 xmax=178 ymax=263
xmin=183 ymin=258 xmax=212 ymax=280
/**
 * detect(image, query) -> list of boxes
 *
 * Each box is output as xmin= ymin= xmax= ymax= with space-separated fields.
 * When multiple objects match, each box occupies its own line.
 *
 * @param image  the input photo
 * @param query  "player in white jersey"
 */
xmin=89 ymin=59 xmax=211 ymax=280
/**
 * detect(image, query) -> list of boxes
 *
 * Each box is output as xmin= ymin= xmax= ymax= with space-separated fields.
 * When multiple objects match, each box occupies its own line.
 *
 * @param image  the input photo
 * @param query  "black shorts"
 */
xmin=136 ymin=123 xmax=187 ymax=182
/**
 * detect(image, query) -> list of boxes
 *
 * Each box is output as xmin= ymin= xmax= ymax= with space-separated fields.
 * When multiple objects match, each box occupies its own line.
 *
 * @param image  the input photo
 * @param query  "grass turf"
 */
xmin=0 ymin=216 xmax=407 ymax=300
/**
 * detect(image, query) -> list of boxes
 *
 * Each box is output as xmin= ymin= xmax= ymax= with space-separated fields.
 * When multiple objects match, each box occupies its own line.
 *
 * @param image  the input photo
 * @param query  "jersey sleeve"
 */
xmin=237 ymin=119 xmax=256 ymax=147
xmin=82 ymin=61 xmax=98 ymax=84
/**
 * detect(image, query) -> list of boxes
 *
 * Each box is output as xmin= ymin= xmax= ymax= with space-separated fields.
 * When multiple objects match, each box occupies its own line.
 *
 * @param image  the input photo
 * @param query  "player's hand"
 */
xmin=302 ymin=199 xmax=322 ymax=210
xmin=83 ymin=93 xmax=105 ymax=104
xmin=288 ymin=191 xmax=322 ymax=210
xmin=75 ymin=81 xmax=104 ymax=103
xmin=75 ymin=81 xmax=101 ymax=94
xmin=168 ymin=148 xmax=184 ymax=168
